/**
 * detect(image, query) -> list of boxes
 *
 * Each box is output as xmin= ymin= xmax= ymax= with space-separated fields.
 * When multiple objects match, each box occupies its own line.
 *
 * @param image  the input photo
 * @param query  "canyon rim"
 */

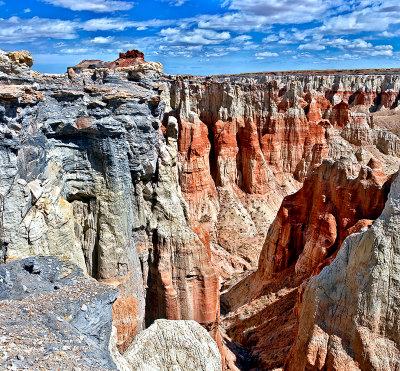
xmin=1 ymin=0 xmax=400 ymax=370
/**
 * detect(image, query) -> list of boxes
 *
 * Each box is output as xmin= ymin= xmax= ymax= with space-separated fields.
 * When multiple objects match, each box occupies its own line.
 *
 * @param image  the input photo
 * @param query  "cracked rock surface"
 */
xmin=0 ymin=256 xmax=118 ymax=370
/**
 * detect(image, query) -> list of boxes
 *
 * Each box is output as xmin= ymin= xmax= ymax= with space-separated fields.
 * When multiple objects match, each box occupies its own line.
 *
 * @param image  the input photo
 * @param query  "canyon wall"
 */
xmin=258 ymin=157 xmax=394 ymax=281
xmin=2 ymin=48 xmax=400 ymax=370
xmin=0 ymin=50 xmax=220 ymax=358
xmin=160 ymin=72 xmax=400 ymax=289
xmin=287 ymin=169 xmax=400 ymax=370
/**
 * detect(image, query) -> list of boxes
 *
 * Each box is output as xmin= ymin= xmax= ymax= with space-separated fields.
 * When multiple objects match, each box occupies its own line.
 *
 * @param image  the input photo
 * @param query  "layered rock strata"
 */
xmin=160 ymin=72 xmax=400 ymax=287
xmin=0 ymin=257 xmax=222 ymax=371
xmin=2 ymin=48 xmax=400 ymax=370
xmin=287 ymin=168 xmax=400 ymax=370
xmin=221 ymin=158 xmax=396 ymax=369
xmin=0 ymin=50 xmax=220 ymax=357
xmin=258 ymin=157 xmax=394 ymax=281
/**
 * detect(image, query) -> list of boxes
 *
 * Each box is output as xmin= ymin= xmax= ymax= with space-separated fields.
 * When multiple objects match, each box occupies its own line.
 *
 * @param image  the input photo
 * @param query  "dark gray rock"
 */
xmin=0 ymin=256 xmax=119 ymax=370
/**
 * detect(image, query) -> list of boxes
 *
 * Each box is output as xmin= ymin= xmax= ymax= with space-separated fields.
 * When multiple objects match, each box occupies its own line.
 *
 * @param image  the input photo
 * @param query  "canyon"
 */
xmin=1 ymin=48 xmax=400 ymax=370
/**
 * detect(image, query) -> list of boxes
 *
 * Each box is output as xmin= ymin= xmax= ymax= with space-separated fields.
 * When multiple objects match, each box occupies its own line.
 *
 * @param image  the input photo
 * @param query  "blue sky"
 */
xmin=0 ymin=0 xmax=400 ymax=75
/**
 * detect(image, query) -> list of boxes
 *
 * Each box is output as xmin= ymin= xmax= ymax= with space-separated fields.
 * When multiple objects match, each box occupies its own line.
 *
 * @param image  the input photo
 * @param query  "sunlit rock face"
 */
xmin=160 ymin=72 xmax=400 ymax=289
xmin=0 ymin=49 xmax=220 ymax=357
xmin=258 ymin=157 xmax=394 ymax=281
xmin=2 ymin=48 xmax=400 ymax=370
xmin=123 ymin=319 xmax=222 ymax=371
xmin=286 ymin=169 xmax=400 ymax=370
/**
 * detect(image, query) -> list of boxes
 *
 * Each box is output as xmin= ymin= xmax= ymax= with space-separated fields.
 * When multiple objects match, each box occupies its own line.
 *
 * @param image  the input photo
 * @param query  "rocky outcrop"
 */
xmin=0 ymin=256 xmax=118 ymax=369
xmin=123 ymin=319 xmax=221 ymax=370
xmin=287 ymin=168 xmax=400 ymax=370
xmin=0 ymin=257 xmax=221 ymax=371
xmin=161 ymin=72 xmax=400 ymax=286
xmin=220 ymin=157 xmax=396 ymax=369
xmin=108 ymin=50 xmax=146 ymax=70
xmin=2 ymin=48 xmax=400 ymax=370
xmin=258 ymin=157 xmax=394 ymax=280
xmin=0 ymin=49 xmax=220 ymax=357
xmin=0 ymin=50 xmax=33 ymax=77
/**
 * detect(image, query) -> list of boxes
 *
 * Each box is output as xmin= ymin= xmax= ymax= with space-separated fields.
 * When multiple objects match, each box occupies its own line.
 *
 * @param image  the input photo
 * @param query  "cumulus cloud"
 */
xmin=255 ymin=51 xmax=279 ymax=59
xmin=197 ymin=13 xmax=271 ymax=32
xmin=90 ymin=36 xmax=115 ymax=44
xmin=319 ymin=0 xmax=400 ymax=34
xmin=60 ymin=47 xmax=90 ymax=54
xmin=232 ymin=35 xmax=252 ymax=43
xmin=0 ymin=17 xmax=78 ymax=43
xmin=298 ymin=42 xmax=326 ymax=51
xmin=83 ymin=17 xmax=176 ymax=31
xmin=160 ymin=27 xmax=231 ymax=45
xmin=160 ymin=0 xmax=188 ymax=6
xmin=328 ymin=38 xmax=394 ymax=56
xmin=262 ymin=34 xmax=279 ymax=43
xmin=42 ymin=0 xmax=134 ymax=13
xmin=224 ymin=0 xmax=338 ymax=24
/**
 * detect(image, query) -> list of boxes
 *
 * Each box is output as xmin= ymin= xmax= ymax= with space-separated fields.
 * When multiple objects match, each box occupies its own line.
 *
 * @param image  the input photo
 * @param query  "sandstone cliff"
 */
xmin=0 ymin=50 xmax=220 ymax=358
xmin=2 ymin=48 xmax=400 ymax=370
xmin=287 ymin=168 xmax=400 ymax=370
xmin=258 ymin=157 xmax=394 ymax=280
xmin=160 ymin=72 xmax=400 ymax=289
xmin=220 ymin=157 xmax=396 ymax=369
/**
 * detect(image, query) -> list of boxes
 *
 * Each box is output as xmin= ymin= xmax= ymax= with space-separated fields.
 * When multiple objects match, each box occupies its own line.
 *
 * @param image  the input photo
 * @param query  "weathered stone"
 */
xmin=123 ymin=319 xmax=222 ymax=371
xmin=0 ymin=256 xmax=118 ymax=370
xmin=287 ymin=169 xmax=400 ymax=370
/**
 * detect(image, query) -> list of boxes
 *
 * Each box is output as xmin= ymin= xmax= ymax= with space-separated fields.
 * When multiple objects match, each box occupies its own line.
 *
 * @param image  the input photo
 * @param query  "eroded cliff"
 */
xmin=2 ymin=48 xmax=400 ymax=370
xmin=160 ymin=71 xmax=400 ymax=290
xmin=0 ymin=50 xmax=221 ymax=361
xmin=287 ymin=169 xmax=400 ymax=370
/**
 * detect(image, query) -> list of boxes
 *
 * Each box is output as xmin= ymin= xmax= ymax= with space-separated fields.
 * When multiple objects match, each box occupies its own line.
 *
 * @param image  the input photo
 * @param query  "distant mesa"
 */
xmin=108 ymin=49 xmax=146 ymax=69
xmin=69 ymin=49 xmax=147 ymax=73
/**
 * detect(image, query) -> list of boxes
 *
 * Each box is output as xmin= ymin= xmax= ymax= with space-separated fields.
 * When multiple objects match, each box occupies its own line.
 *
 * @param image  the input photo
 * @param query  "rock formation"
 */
xmin=0 ymin=49 xmax=220 ymax=359
xmin=123 ymin=319 xmax=221 ymax=370
xmin=108 ymin=50 xmax=146 ymax=70
xmin=0 ymin=257 xmax=221 ymax=371
xmin=220 ymin=157 xmax=396 ymax=369
xmin=0 ymin=256 xmax=118 ymax=369
xmin=160 ymin=72 xmax=400 ymax=288
xmin=258 ymin=157 xmax=394 ymax=281
xmin=2 ymin=48 xmax=400 ymax=370
xmin=287 ymin=168 xmax=400 ymax=370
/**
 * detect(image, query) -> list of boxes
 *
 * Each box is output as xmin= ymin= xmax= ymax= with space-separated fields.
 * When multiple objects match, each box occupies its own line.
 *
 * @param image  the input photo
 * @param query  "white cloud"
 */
xmin=298 ymin=42 xmax=325 ymax=51
xmin=262 ymin=34 xmax=279 ymax=43
xmin=160 ymin=27 xmax=231 ymax=45
xmin=90 ymin=36 xmax=115 ymax=44
xmin=232 ymin=35 xmax=252 ymax=43
xmin=82 ymin=17 xmax=175 ymax=31
xmin=160 ymin=0 xmax=187 ymax=6
xmin=42 ymin=0 xmax=134 ymax=12
xmin=205 ymin=51 xmax=229 ymax=57
xmin=327 ymin=38 xmax=394 ymax=56
xmin=255 ymin=51 xmax=279 ymax=59
xmin=197 ymin=13 xmax=271 ymax=32
xmin=319 ymin=0 xmax=400 ymax=34
xmin=224 ymin=0 xmax=339 ymax=24
xmin=0 ymin=17 xmax=78 ymax=43
xmin=60 ymin=47 xmax=90 ymax=54
xmin=24 ymin=8 xmax=31 ymax=13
